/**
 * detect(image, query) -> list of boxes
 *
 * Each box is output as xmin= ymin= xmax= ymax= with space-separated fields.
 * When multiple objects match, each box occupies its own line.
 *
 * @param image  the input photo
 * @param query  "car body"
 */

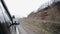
xmin=0 ymin=0 xmax=19 ymax=34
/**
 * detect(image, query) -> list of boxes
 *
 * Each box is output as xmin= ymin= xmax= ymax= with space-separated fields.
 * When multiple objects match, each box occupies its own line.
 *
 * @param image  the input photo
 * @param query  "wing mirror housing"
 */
xmin=9 ymin=15 xmax=20 ymax=27
xmin=9 ymin=21 xmax=20 ymax=28
xmin=11 ymin=21 xmax=20 ymax=25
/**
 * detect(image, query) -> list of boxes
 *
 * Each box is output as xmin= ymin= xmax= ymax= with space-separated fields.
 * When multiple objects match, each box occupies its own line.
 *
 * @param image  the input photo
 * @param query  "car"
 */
xmin=0 ymin=0 xmax=20 ymax=34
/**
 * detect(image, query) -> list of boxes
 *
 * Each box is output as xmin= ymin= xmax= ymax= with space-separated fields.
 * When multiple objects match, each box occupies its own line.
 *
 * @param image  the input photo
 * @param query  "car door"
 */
xmin=0 ymin=1 xmax=11 ymax=34
xmin=0 ymin=1 xmax=16 ymax=34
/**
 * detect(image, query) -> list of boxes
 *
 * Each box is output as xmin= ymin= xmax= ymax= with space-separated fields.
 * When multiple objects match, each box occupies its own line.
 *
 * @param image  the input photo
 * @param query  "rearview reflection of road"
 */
xmin=17 ymin=23 xmax=38 ymax=34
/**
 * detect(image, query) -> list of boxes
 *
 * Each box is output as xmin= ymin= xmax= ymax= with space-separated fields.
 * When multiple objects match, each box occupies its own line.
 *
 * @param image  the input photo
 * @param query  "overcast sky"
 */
xmin=4 ymin=0 xmax=51 ymax=18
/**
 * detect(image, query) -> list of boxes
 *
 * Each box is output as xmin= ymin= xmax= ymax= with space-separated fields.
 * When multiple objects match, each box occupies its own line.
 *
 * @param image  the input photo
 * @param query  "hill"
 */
xmin=28 ymin=2 xmax=60 ymax=21
xmin=19 ymin=2 xmax=60 ymax=34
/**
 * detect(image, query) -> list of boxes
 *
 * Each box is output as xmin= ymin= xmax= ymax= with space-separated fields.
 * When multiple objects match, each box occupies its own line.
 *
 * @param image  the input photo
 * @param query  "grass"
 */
xmin=19 ymin=18 xmax=60 ymax=34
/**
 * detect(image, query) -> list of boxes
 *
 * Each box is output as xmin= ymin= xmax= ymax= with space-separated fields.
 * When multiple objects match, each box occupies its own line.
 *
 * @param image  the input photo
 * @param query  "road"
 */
xmin=16 ymin=23 xmax=38 ymax=34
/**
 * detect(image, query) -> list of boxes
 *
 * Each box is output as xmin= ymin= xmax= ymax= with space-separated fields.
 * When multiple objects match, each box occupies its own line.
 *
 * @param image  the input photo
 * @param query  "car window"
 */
xmin=0 ymin=7 xmax=5 ymax=22
xmin=0 ymin=2 xmax=11 ymax=23
xmin=0 ymin=2 xmax=5 ymax=22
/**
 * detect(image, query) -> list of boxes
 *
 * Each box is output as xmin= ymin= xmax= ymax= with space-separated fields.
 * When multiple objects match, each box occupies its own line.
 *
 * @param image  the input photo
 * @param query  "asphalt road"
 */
xmin=17 ymin=23 xmax=38 ymax=34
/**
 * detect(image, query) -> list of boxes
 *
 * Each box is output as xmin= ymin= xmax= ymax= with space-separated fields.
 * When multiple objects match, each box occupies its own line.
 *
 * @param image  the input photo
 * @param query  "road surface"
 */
xmin=16 ymin=23 xmax=39 ymax=34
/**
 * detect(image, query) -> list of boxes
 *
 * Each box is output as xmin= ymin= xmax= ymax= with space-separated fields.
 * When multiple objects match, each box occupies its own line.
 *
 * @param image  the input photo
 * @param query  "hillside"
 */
xmin=19 ymin=2 xmax=60 ymax=34
xmin=28 ymin=2 xmax=60 ymax=21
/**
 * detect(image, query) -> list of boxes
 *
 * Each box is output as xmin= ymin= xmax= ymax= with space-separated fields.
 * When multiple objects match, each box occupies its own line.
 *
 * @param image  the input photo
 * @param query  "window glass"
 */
xmin=0 ymin=2 xmax=11 ymax=23
xmin=0 ymin=2 xmax=5 ymax=23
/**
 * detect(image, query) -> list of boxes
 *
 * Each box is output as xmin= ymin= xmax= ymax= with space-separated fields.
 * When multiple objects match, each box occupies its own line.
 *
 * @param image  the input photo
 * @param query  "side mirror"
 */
xmin=11 ymin=21 xmax=20 ymax=25
xmin=9 ymin=21 xmax=20 ymax=27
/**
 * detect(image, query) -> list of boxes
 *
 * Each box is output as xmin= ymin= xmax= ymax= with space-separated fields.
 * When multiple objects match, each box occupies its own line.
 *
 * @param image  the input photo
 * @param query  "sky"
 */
xmin=4 ymin=0 xmax=51 ymax=18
